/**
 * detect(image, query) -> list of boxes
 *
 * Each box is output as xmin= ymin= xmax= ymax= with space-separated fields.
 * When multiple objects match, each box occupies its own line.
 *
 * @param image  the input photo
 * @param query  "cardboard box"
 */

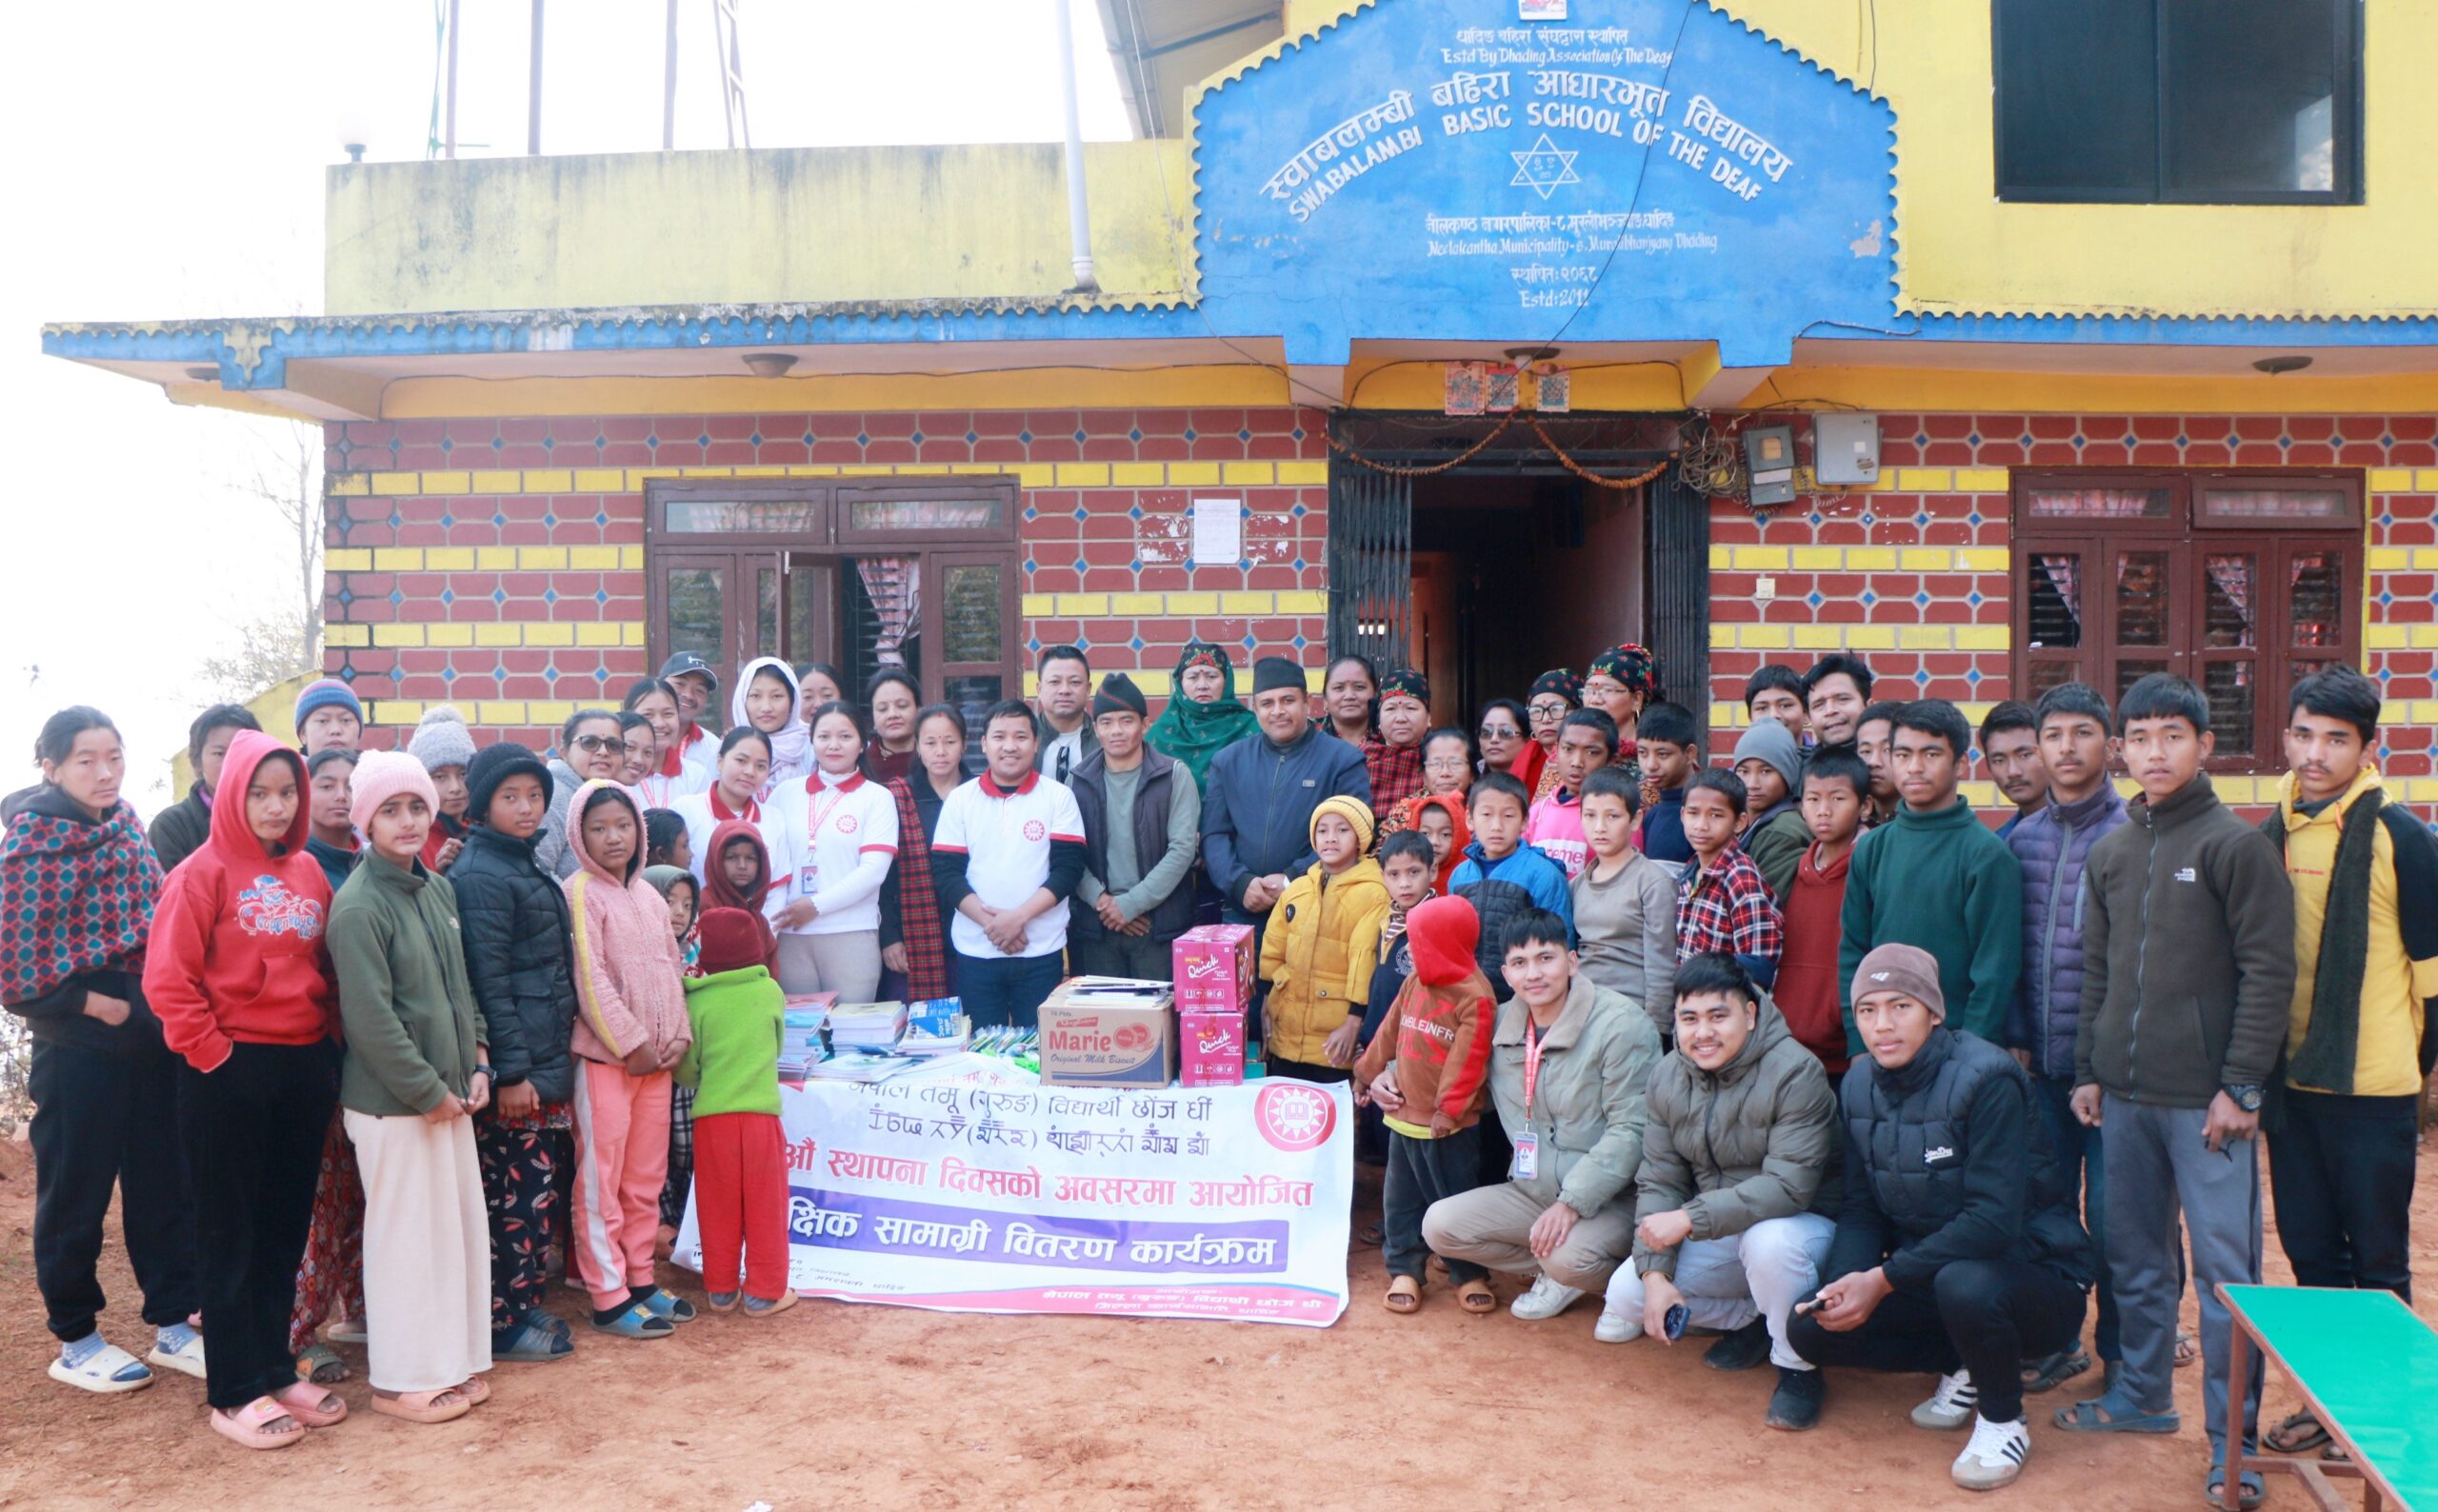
xmin=1039 ymin=1000 xmax=1177 ymax=1089
xmin=1172 ymin=924 xmax=1256 ymax=1014
xmin=1177 ymin=1009 xmax=1247 ymax=1087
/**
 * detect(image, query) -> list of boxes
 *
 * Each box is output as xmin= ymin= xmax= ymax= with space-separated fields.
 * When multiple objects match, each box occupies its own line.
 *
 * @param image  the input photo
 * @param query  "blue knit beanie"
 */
xmin=293 ymin=678 xmax=364 ymax=735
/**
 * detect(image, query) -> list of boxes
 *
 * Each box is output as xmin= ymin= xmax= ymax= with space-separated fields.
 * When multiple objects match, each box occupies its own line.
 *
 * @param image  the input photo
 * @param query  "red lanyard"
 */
xmin=1522 ymin=1017 xmax=1547 ymax=1121
xmin=806 ymin=775 xmax=853 ymax=845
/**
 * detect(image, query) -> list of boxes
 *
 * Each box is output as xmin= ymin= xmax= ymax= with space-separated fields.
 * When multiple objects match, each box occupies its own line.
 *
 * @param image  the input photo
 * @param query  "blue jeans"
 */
xmin=2030 ymin=1072 xmax=2118 ymax=1363
xmin=954 ymin=950 xmax=1065 ymax=1029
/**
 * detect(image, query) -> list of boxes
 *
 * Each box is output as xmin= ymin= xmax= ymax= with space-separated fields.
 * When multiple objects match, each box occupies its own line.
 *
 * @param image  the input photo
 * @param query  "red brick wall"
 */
xmin=318 ymin=407 xmax=1333 ymax=750
xmin=1705 ymin=411 xmax=2438 ymax=807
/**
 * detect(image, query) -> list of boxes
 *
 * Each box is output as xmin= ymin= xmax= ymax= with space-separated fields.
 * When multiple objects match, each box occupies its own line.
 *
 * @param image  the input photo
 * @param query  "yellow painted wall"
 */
xmin=1714 ymin=0 xmax=2438 ymax=319
xmin=325 ymin=143 xmax=1196 ymax=315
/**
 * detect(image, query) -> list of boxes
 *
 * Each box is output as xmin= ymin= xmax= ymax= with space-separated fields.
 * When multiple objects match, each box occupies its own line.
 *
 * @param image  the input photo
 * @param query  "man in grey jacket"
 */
xmin=1067 ymin=675 xmax=1200 ymax=980
xmin=2057 ymin=675 xmax=2295 ymax=1512
xmin=1600 ymin=954 xmax=1841 ymax=1431
xmin=1403 ymin=908 xmax=1661 ymax=1326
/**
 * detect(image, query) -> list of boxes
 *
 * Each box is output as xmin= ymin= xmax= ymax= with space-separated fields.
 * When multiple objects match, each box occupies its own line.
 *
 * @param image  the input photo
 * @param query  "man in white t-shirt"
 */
xmin=931 ymin=700 xmax=1088 ymax=1027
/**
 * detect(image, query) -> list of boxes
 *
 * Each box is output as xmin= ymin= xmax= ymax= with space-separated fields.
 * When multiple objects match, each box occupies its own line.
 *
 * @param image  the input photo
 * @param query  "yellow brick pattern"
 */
xmin=329 ymin=547 xmax=648 ymax=573
xmin=1714 ymin=545 xmax=2011 ymax=573
xmin=1018 ymin=590 xmax=1329 ymax=620
xmin=1710 ymin=624 xmax=2008 ymax=652
xmin=328 ymin=462 xmax=1330 ymax=498
xmin=336 ymin=622 xmax=649 ymax=650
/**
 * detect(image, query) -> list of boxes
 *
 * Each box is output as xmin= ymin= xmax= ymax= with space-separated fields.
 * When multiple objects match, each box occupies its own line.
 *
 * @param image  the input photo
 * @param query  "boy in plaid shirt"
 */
xmin=1675 ymin=768 xmax=1784 ymax=988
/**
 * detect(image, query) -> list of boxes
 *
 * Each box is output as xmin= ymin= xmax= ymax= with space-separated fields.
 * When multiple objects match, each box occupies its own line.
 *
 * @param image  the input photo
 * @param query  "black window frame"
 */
xmin=1992 ymin=0 xmax=2364 ymax=206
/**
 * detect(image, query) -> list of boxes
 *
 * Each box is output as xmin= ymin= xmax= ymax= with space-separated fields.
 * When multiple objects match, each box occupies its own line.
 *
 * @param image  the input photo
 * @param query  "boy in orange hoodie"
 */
xmin=561 ymin=781 xmax=693 ymax=1339
xmin=1352 ymin=894 xmax=1497 ymax=1314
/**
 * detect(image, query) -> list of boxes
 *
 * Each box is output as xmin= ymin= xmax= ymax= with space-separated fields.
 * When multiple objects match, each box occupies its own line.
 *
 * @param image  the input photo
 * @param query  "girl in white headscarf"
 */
xmin=730 ymin=658 xmax=811 ymax=794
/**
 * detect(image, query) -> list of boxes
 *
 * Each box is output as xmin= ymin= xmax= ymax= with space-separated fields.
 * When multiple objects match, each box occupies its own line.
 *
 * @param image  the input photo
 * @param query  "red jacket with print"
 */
xmin=1352 ymin=895 xmax=1496 ymax=1130
xmin=144 ymin=730 xmax=339 ymax=1072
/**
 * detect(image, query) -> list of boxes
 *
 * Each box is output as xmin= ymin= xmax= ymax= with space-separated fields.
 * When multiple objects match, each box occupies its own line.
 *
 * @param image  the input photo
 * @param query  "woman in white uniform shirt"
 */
xmin=669 ymin=728 xmax=772 ymax=886
xmin=625 ymin=677 xmax=711 ymax=808
xmin=760 ymin=703 xmax=898 ymax=1002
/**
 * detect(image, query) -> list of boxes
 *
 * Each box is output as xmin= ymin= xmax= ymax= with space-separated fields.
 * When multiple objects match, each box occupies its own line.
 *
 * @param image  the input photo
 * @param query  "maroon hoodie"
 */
xmin=144 ymin=730 xmax=339 ymax=1072
xmin=1773 ymin=841 xmax=1851 ymax=1073
xmin=1351 ymin=895 xmax=1497 ymax=1132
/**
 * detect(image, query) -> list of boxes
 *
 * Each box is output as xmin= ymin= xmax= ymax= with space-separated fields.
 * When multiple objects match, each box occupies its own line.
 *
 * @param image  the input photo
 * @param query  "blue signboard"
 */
xmin=1193 ymin=0 xmax=1897 ymax=366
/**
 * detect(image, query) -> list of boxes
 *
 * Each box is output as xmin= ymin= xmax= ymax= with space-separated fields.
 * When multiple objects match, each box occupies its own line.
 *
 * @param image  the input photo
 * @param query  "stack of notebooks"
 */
xmin=827 ymin=1001 xmax=911 ymax=1054
xmin=900 ymin=998 xmax=971 ymax=1057
xmin=1045 ymin=976 xmax=1175 ymax=1009
xmin=777 ymin=994 xmax=839 ymax=1081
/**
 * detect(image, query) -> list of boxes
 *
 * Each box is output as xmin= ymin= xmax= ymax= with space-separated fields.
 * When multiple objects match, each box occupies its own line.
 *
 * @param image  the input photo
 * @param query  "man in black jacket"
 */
xmin=1789 ymin=944 xmax=2092 ymax=1494
xmin=1068 ymin=675 xmax=1200 ymax=980
xmin=147 ymin=705 xmax=261 ymax=874
xmin=1201 ymin=656 xmax=1369 ymax=932
xmin=445 ymin=742 xmax=580 ymax=1363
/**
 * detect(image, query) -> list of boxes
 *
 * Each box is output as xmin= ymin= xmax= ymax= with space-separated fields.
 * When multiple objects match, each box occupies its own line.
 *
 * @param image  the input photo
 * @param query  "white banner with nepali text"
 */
xmin=673 ymin=1072 xmax=1353 ymax=1327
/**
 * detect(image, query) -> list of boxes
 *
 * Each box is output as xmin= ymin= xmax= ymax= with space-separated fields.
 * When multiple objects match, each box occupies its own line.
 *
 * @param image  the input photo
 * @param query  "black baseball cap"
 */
xmin=658 ymin=651 xmax=720 ymax=689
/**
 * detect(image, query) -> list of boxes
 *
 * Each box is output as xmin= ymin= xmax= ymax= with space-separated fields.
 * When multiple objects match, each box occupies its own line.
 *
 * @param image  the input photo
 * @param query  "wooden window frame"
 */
xmin=644 ymin=476 xmax=1023 ymax=713
xmin=2009 ymin=468 xmax=2363 ymax=774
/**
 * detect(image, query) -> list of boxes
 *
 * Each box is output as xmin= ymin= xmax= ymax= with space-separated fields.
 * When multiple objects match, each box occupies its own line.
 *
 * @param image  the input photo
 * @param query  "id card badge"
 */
xmin=796 ymin=864 xmax=819 ymax=897
xmin=1511 ymin=1132 xmax=1539 ymax=1181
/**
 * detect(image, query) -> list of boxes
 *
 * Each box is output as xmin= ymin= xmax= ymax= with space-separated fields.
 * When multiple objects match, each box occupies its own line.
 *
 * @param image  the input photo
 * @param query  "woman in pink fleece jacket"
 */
xmin=559 ymin=781 xmax=693 ymax=1339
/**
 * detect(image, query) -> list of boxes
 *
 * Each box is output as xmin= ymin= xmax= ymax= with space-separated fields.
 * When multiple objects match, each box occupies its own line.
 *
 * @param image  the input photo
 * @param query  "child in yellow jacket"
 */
xmin=1259 ymin=795 xmax=1391 ymax=1083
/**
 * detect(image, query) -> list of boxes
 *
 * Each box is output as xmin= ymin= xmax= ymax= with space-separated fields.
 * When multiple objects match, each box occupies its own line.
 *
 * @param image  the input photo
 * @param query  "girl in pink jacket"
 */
xmin=559 ymin=781 xmax=692 ymax=1339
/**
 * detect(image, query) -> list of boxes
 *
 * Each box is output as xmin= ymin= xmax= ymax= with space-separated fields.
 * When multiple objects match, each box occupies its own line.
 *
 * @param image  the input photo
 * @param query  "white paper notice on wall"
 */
xmin=1192 ymin=496 xmax=1244 ymax=566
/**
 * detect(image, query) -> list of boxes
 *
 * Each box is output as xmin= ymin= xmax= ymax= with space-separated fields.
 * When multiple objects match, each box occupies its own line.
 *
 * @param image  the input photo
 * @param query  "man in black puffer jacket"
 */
xmin=1790 ymin=944 xmax=2092 ymax=1495
xmin=446 ymin=741 xmax=580 ymax=1363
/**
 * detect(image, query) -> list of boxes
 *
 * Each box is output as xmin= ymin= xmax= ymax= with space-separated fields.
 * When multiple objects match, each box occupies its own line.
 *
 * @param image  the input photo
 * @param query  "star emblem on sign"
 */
xmin=1509 ymin=133 xmax=1581 ymax=200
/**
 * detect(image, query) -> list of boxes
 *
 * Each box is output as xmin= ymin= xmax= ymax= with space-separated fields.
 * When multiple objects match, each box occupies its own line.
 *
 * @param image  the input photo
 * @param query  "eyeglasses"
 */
xmin=1583 ymin=678 xmax=1628 ymax=698
xmin=571 ymin=734 xmax=622 ymax=753
xmin=1423 ymin=757 xmax=1469 ymax=772
xmin=1528 ymin=701 xmax=1569 ymax=721
xmin=1478 ymin=724 xmax=1521 ymax=740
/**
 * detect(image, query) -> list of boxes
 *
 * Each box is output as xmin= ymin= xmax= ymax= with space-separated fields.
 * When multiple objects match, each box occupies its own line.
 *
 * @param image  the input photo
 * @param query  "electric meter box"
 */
xmin=1813 ymin=413 xmax=1882 ymax=486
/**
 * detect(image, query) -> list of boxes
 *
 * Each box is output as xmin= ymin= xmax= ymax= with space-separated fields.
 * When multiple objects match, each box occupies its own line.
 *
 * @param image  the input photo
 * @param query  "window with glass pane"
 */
xmin=2201 ymin=556 xmax=2255 ymax=649
xmin=2288 ymin=552 xmax=2343 ymax=648
xmin=943 ymin=675 xmax=1005 ymax=772
xmin=2198 ymin=487 xmax=2354 ymax=526
xmin=2026 ymin=554 xmax=2084 ymax=649
xmin=2026 ymin=488 xmax=2170 ymax=522
xmin=1994 ymin=0 xmax=2359 ymax=204
xmin=2202 ymin=662 xmax=2256 ymax=757
xmin=2115 ymin=553 xmax=2170 ymax=647
xmin=663 ymin=499 xmax=825 ymax=534
xmin=665 ymin=566 xmax=725 ymax=667
xmin=756 ymin=567 xmax=780 ymax=660
xmin=848 ymin=498 xmax=1003 ymax=532
xmin=940 ymin=564 xmax=1003 ymax=666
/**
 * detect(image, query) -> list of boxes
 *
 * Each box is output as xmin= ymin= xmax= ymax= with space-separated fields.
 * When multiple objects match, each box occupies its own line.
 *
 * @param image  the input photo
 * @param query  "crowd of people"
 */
xmin=3 ymin=638 xmax=2428 ymax=1502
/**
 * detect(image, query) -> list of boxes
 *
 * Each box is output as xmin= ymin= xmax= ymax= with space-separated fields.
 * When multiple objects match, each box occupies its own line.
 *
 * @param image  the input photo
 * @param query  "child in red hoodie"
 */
xmin=1351 ymin=895 xmax=1497 ymax=1315
xmin=1771 ymin=749 xmax=1867 ymax=1081
xmin=146 ymin=729 xmax=346 ymax=1448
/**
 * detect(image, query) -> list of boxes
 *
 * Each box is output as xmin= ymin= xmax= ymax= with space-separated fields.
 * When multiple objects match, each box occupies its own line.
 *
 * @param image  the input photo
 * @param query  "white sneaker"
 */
xmin=1593 ymin=1308 xmax=1644 ymax=1343
xmin=1951 ymin=1415 xmax=2030 ymax=1491
xmin=1509 ymin=1277 xmax=1586 ymax=1321
xmin=1911 ymin=1369 xmax=1979 ymax=1430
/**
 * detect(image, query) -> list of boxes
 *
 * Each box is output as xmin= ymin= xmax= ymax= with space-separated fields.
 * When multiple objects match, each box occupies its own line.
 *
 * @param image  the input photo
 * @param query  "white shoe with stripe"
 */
xmin=1911 ymin=1368 xmax=1979 ymax=1429
xmin=1951 ymin=1414 xmax=2031 ymax=1491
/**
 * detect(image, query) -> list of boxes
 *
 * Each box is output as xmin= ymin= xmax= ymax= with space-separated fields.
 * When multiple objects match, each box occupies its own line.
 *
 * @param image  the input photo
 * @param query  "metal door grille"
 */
xmin=1326 ymin=466 xmax=1413 ymax=666
xmin=1645 ymin=472 xmax=1711 ymax=745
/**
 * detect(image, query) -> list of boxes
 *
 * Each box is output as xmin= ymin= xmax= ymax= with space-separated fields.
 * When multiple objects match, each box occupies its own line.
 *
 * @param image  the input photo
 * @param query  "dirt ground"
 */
xmin=0 ymin=1132 xmax=2430 ymax=1512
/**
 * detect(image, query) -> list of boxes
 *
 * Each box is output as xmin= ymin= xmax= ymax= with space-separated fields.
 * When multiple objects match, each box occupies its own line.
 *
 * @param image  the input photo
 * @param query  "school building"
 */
xmin=42 ymin=0 xmax=2438 ymax=811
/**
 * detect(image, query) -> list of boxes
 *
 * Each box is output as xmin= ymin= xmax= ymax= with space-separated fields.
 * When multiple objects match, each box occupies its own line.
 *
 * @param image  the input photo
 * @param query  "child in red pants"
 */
xmin=561 ymin=782 xmax=693 ymax=1339
xmin=677 ymin=908 xmax=793 ymax=1315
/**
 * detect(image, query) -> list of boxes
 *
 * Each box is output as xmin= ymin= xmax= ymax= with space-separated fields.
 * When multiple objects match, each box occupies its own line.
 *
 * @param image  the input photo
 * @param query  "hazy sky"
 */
xmin=2 ymin=0 xmax=1130 ymax=811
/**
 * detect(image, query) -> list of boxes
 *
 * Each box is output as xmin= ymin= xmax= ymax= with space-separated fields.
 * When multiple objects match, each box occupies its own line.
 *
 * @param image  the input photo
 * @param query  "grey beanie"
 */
xmin=408 ymin=704 xmax=478 ymax=774
xmin=1731 ymin=718 xmax=1803 ymax=796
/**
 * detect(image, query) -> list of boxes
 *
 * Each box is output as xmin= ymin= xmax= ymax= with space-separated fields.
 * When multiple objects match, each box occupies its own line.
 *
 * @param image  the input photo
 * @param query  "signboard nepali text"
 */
xmin=675 ymin=1077 xmax=1354 ymax=1326
xmin=1194 ymin=0 xmax=1896 ymax=366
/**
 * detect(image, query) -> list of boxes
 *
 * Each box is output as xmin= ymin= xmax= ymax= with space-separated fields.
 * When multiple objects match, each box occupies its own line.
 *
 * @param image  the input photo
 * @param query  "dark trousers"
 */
xmin=955 ymin=950 xmax=1066 ymax=1029
xmin=1385 ymin=1125 xmax=1486 ymax=1283
xmin=29 ymin=1040 xmax=198 ymax=1343
xmin=478 ymin=1116 xmax=574 ymax=1332
xmin=1069 ymin=929 xmax=1178 ymax=982
xmin=1789 ymin=1258 xmax=2086 ymax=1425
xmin=1264 ymin=1055 xmax=1349 ymax=1084
xmin=2268 ymin=1087 xmax=2417 ymax=1301
xmin=2030 ymin=1071 xmax=2119 ymax=1360
xmin=176 ymin=1041 xmax=340 ymax=1409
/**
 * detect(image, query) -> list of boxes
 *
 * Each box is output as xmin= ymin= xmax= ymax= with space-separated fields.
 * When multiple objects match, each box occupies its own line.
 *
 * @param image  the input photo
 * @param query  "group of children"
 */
xmin=3 ymin=677 xmax=804 ymax=1452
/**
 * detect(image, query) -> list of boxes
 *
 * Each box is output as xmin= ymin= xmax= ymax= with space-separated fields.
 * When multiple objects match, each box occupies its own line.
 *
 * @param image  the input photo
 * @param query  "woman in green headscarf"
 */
xmin=1147 ymin=640 xmax=1259 ymax=795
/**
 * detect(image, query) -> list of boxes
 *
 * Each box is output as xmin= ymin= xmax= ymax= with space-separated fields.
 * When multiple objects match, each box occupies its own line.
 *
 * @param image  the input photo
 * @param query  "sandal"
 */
xmin=370 ymin=1387 xmax=470 ymax=1424
xmin=295 ymin=1343 xmax=349 ymax=1384
xmin=456 ymin=1376 xmax=490 ymax=1407
xmin=2265 ymin=1409 xmax=2329 ymax=1455
xmin=210 ymin=1396 xmax=306 ymax=1450
xmin=1355 ymin=1223 xmax=1384 ymax=1248
xmin=525 ymin=1308 xmax=572 ymax=1339
xmin=743 ymin=1291 xmax=799 ymax=1319
xmin=1385 ymin=1275 xmax=1423 ymax=1314
xmin=635 ymin=1288 xmax=697 ymax=1323
xmin=1456 ymin=1280 xmax=1496 ymax=1315
xmin=590 ymin=1301 xmax=674 ymax=1340
xmin=2020 ymin=1347 xmax=2092 ymax=1395
xmin=324 ymin=1318 xmax=369 ymax=1345
xmin=47 ymin=1342 xmax=153 ymax=1394
xmin=2053 ymin=1396 xmax=2181 ymax=1435
xmin=273 ymin=1381 xmax=348 ymax=1427
xmin=492 ymin=1322 xmax=573 ymax=1363
xmin=2207 ymin=1465 xmax=2265 ymax=1510
xmin=2175 ymin=1330 xmax=2199 ymax=1368
xmin=706 ymin=1292 xmax=742 ymax=1315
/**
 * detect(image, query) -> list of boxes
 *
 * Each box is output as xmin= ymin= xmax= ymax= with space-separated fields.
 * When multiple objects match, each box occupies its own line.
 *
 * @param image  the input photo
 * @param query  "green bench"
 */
xmin=2221 ymin=1283 xmax=2438 ymax=1511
